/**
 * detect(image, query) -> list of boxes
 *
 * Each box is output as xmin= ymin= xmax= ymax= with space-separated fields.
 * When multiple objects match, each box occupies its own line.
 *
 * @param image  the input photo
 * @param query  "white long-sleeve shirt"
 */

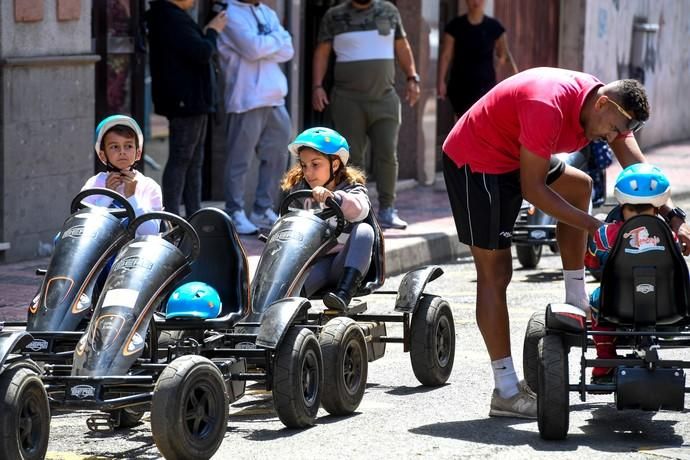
xmin=217 ymin=0 xmax=294 ymax=113
xmin=81 ymin=171 xmax=163 ymax=236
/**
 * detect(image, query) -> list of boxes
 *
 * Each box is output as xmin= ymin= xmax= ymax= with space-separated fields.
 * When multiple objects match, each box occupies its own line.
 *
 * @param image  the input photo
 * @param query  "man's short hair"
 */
xmin=611 ymin=79 xmax=650 ymax=122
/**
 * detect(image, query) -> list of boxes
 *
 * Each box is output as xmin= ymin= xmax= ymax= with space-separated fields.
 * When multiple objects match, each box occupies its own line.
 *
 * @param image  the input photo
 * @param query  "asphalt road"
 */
xmin=45 ymin=244 xmax=690 ymax=460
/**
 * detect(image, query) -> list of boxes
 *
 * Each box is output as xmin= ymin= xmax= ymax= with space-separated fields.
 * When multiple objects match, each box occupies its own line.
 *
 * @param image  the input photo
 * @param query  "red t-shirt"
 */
xmin=443 ymin=67 xmax=602 ymax=174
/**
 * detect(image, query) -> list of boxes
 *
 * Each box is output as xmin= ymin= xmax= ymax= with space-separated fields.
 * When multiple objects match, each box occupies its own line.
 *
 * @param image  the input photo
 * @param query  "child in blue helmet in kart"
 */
xmin=82 ymin=115 xmax=163 ymax=236
xmin=585 ymin=163 xmax=678 ymax=383
xmin=282 ymin=127 xmax=375 ymax=311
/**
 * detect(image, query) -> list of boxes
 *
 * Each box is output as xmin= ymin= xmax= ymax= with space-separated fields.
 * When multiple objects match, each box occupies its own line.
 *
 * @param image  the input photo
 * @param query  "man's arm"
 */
xmin=394 ymin=37 xmax=420 ymax=107
xmin=437 ymin=33 xmax=454 ymax=99
xmin=221 ymin=16 xmax=290 ymax=62
xmin=519 ymin=147 xmax=602 ymax=235
xmin=312 ymin=41 xmax=332 ymax=112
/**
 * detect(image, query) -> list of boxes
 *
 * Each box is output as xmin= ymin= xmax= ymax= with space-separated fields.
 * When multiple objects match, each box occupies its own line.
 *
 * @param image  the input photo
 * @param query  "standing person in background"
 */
xmin=438 ymin=0 xmax=518 ymax=119
xmin=145 ymin=0 xmax=227 ymax=216
xmin=217 ymin=0 xmax=293 ymax=235
xmin=312 ymin=0 xmax=420 ymax=230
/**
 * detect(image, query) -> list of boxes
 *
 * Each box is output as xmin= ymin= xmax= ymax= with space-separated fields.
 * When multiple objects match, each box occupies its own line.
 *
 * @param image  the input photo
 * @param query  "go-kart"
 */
xmin=0 ymin=188 xmax=136 ymax=459
xmin=524 ymin=214 xmax=690 ymax=440
xmin=513 ymin=149 xmax=601 ymax=268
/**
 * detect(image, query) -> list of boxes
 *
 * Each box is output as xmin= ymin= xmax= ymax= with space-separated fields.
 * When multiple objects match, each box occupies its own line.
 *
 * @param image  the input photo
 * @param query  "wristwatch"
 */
xmin=407 ymin=73 xmax=420 ymax=84
xmin=665 ymin=207 xmax=687 ymax=223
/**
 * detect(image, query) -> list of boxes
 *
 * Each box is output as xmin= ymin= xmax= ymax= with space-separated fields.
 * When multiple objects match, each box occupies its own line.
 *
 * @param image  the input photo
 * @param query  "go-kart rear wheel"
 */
xmin=0 ymin=367 xmax=50 ymax=460
xmin=319 ymin=317 xmax=368 ymax=415
xmin=537 ymin=335 xmax=569 ymax=440
xmin=523 ymin=311 xmax=546 ymax=393
xmin=410 ymin=295 xmax=455 ymax=386
xmin=151 ymin=355 xmax=228 ymax=460
xmin=517 ymin=244 xmax=542 ymax=269
xmin=107 ymin=406 xmax=145 ymax=429
xmin=272 ymin=327 xmax=322 ymax=428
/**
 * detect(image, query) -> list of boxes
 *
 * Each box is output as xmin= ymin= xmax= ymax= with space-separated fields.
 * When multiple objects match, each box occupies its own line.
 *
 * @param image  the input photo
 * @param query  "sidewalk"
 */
xmin=2 ymin=140 xmax=689 ymax=322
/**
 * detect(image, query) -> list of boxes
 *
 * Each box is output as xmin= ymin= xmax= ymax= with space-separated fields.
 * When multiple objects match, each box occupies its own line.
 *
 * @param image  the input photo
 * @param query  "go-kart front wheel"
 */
xmin=272 ymin=327 xmax=323 ymax=428
xmin=537 ymin=335 xmax=569 ymax=440
xmin=0 ymin=367 xmax=50 ymax=460
xmin=523 ymin=311 xmax=546 ymax=393
xmin=151 ymin=355 xmax=229 ymax=460
xmin=319 ymin=317 xmax=368 ymax=415
xmin=410 ymin=295 xmax=455 ymax=386
xmin=516 ymin=244 xmax=542 ymax=269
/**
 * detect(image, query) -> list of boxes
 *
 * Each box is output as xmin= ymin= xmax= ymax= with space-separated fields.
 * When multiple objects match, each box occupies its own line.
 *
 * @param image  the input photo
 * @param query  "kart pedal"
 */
xmin=86 ymin=413 xmax=115 ymax=432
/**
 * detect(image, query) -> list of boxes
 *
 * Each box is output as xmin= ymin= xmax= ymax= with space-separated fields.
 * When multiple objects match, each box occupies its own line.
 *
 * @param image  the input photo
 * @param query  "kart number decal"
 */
xmin=102 ymin=288 xmax=139 ymax=309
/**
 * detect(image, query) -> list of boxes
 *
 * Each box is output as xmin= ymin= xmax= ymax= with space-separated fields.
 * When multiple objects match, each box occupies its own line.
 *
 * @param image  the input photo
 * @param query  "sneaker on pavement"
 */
xmin=230 ymin=210 xmax=259 ymax=235
xmin=489 ymin=380 xmax=537 ymax=419
xmin=250 ymin=208 xmax=279 ymax=229
xmin=378 ymin=207 xmax=408 ymax=229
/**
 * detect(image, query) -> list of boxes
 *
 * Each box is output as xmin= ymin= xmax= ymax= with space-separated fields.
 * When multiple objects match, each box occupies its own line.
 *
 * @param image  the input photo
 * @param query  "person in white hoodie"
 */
xmin=217 ymin=0 xmax=294 ymax=234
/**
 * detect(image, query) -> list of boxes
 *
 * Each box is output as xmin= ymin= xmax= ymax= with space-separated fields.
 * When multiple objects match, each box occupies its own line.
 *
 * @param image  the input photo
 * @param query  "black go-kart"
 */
xmin=0 ymin=188 xmax=136 ymax=460
xmin=523 ymin=214 xmax=690 ymax=440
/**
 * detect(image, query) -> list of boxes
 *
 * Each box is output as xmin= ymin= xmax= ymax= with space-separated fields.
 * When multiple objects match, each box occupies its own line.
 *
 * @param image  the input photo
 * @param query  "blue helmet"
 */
xmin=614 ymin=163 xmax=671 ymax=207
xmin=166 ymin=282 xmax=222 ymax=320
xmin=288 ymin=127 xmax=350 ymax=166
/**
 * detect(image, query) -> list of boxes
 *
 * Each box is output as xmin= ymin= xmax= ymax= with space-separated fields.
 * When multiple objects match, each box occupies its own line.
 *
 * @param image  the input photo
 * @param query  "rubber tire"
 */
xmin=549 ymin=243 xmax=560 ymax=254
xmin=151 ymin=355 xmax=229 ymax=460
xmin=108 ymin=406 xmax=145 ymax=429
xmin=272 ymin=328 xmax=323 ymax=428
xmin=523 ymin=311 xmax=546 ymax=393
xmin=537 ymin=335 xmax=570 ymax=440
xmin=0 ymin=367 xmax=50 ymax=460
xmin=410 ymin=295 xmax=455 ymax=386
xmin=517 ymin=244 xmax=542 ymax=269
xmin=319 ymin=317 xmax=368 ymax=415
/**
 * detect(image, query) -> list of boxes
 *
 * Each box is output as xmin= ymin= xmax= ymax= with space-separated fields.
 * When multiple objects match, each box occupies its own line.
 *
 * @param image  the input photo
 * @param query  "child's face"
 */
xmin=299 ymin=148 xmax=340 ymax=188
xmin=98 ymin=131 xmax=141 ymax=171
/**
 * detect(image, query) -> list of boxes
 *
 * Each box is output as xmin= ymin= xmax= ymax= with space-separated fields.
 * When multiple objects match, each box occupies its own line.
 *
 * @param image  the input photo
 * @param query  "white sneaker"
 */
xmin=231 ymin=210 xmax=258 ymax=235
xmin=250 ymin=208 xmax=278 ymax=229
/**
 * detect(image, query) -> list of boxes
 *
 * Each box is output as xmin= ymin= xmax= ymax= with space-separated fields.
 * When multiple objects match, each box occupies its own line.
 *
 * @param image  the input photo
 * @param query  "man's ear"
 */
xmin=595 ymin=95 xmax=609 ymax=111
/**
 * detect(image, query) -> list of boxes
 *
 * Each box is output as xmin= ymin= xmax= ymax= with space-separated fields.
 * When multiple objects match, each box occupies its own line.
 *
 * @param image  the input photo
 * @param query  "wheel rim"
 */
xmin=18 ymin=391 xmax=43 ymax=454
xmin=435 ymin=314 xmax=452 ymax=367
xmin=342 ymin=338 xmax=364 ymax=395
xmin=183 ymin=381 xmax=219 ymax=441
xmin=301 ymin=348 xmax=320 ymax=407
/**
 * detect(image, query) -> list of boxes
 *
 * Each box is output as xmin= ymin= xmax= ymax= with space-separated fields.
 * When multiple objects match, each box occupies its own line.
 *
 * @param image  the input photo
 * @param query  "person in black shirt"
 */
xmin=438 ymin=0 xmax=518 ymax=119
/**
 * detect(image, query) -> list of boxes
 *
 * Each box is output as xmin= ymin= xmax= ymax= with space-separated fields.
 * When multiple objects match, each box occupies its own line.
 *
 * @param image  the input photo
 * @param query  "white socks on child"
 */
xmin=492 ymin=357 xmax=519 ymax=398
xmin=564 ymin=268 xmax=590 ymax=313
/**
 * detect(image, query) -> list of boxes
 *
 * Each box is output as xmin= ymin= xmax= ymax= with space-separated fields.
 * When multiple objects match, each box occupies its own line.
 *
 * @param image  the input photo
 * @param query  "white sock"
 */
xmin=564 ymin=268 xmax=589 ymax=312
xmin=492 ymin=357 xmax=519 ymax=398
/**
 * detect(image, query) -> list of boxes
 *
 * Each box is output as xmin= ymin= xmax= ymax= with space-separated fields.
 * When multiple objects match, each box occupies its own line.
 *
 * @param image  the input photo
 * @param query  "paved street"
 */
xmin=44 ymin=245 xmax=690 ymax=460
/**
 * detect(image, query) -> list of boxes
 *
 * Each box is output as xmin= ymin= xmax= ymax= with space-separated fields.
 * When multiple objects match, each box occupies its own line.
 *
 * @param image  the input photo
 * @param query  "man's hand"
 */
xmin=119 ymin=170 xmax=138 ymax=198
xmin=312 ymin=87 xmax=329 ymax=112
xmin=672 ymin=220 xmax=690 ymax=256
xmin=311 ymin=186 xmax=334 ymax=203
xmin=405 ymin=80 xmax=420 ymax=107
xmin=437 ymin=80 xmax=447 ymax=100
xmin=205 ymin=11 xmax=227 ymax=33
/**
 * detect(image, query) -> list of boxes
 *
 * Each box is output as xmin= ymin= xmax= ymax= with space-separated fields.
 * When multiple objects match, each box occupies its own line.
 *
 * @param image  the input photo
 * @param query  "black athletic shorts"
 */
xmin=443 ymin=154 xmax=565 ymax=250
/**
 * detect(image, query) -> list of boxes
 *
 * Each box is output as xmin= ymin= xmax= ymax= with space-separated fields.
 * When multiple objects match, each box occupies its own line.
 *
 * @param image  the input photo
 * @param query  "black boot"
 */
xmin=323 ymin=268 xmax=364 ymax=311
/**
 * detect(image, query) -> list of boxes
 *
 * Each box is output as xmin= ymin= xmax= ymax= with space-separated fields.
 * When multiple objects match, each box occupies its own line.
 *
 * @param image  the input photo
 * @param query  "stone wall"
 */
xmin=0 ymin=0 xmax=97 ymax=261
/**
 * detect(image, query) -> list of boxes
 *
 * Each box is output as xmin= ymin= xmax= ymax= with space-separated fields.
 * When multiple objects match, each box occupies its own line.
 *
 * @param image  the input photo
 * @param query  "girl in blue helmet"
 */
xmin=282 ymin=127 xmax=375 ymax=310
xmin=82 ymin=115 xmax=163 ymax=236
xmin=585 ymin=163 xmax=677 ymax=383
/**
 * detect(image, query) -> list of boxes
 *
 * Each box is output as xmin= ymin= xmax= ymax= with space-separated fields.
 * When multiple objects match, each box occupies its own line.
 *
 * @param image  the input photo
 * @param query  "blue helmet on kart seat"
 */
xmin=614 ymin=163 xmax=671 ymax=207
xmin=288 ymin=127 xmax=350 ymax=166
xmin=166 ymin=282 xmax=222 ymax=320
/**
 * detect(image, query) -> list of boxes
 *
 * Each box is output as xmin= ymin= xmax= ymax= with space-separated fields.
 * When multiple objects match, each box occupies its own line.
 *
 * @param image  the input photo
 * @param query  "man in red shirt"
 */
xmin=442 ymin=66 xmax=690 ymax=419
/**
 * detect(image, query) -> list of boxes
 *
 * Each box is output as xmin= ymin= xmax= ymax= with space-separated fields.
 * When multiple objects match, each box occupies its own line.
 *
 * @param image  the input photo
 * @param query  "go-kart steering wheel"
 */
xmin=70 ymin=187 xmax=136 ymax=221
xmin=127 ymin=211 xmax=200 ymax=263
xmin=279 ymin=189 xmax=346 ymax=238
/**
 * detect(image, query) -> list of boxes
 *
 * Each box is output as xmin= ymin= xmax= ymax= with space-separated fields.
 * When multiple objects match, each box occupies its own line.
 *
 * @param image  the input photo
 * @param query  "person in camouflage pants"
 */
xmin=311 ymin=0 xmax=420 ymax=229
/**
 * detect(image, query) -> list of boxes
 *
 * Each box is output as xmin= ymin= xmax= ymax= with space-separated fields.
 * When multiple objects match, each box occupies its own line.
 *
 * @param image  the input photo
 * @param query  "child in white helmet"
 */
xmin=82 ymin=115 xmax=163 ymax=235
xmin=282 ymin=127 xmax=375 ymax=310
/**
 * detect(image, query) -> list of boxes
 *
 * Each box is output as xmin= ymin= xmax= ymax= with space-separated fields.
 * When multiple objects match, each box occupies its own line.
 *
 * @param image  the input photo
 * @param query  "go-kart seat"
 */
xmin=177 ymin=208 xmax=250 ymax=326
xmin=599 ymin=214 xmax=690 ymax=326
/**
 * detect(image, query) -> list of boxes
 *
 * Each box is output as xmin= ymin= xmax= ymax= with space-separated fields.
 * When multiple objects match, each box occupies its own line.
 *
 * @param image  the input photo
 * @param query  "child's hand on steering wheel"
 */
xmin=311 ymin=186 xmax=334 ymax=203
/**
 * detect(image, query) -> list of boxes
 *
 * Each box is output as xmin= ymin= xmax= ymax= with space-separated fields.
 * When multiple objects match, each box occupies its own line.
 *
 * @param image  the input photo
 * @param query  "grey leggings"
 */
xmin=303 ymin=222 xmax=375 ymax=296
